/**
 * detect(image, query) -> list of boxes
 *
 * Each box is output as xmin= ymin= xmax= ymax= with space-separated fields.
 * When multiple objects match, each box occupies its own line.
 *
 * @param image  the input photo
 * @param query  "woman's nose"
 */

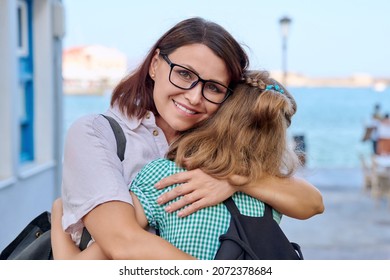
xmin=183 ymin=83 xmax=203 ymax=105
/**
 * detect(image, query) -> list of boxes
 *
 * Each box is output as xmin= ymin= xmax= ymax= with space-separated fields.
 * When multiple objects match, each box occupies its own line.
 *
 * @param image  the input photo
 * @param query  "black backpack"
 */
xmin=214 ymin=197 xmax=304 ymax=260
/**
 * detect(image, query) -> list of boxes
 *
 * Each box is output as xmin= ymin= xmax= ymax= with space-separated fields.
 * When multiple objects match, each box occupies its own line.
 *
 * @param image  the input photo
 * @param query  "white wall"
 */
xmin=0 ymin=0 xmax=18 ymax=188
xmin=0 ymin=0 xmax=64 ymax=251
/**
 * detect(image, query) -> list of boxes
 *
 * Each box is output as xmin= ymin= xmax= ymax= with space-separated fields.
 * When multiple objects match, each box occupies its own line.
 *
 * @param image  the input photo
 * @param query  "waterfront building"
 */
xmin=63 ymin=45 xmax=128 ymax=95
xmin=0 ymin=0 xmax=65 ymax=250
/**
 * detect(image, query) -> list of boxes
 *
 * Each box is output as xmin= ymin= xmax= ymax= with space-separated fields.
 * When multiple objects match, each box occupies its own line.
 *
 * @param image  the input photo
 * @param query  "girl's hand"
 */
xmin=51 ymin=198 xmax=63 ymax=221
xmin=51 ymin=198 xmax=82 ymax=259
xmin=155 ymin=169 xmax=235 ymax=217
xmin=51 ymin=198 xmax=109 ymax=260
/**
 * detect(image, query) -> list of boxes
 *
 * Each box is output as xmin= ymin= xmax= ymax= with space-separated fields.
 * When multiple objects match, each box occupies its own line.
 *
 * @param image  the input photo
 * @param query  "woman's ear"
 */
xmin=149 ymin=49 xmax=160 ymax=79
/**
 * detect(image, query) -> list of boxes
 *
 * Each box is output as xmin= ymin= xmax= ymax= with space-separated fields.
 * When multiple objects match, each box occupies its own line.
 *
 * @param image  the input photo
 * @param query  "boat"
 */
xmin=373 ymin=82 xmax=387 ymax=92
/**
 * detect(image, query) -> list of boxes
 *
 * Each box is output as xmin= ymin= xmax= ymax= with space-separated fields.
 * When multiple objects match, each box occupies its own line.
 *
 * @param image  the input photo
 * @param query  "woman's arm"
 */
xmin=155 ymin=169 xmax=324 ymax=219
xmin=82 ymin=201 xmax=196 ymax=260
xmin=60 ymin=116 xmax=196 ymax=260
xmin=51 ymin=198 xmax=196 ymax=260
xmin=238 ymin=175 xmax=324 ymax=219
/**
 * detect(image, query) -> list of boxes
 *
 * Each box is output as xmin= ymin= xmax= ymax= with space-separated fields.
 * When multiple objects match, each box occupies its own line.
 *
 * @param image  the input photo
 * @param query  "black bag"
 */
xmin=0 ymin=212 xmax=94 ymax=260
xmin=0 ymin=211 xmax=53 ymax=260
xmin=0 ymin=115 xmax=125 ymax=260
xmin=214 ymin=197 xmax=304 ymax=260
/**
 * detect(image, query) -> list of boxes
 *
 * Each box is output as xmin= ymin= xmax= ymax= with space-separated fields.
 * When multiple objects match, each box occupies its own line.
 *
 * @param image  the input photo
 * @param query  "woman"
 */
xmin=56 ymin=17 xmax=323 ymax=260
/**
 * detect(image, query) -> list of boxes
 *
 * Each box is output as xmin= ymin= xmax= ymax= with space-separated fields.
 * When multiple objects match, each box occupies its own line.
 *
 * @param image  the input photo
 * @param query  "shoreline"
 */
xmin=62 ymin=74 xmax=390 ymax=96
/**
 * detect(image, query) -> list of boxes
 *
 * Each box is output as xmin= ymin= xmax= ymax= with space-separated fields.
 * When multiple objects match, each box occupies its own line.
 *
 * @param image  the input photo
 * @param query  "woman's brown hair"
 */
xmin=111 ymin=17 xmax=249 ymax=119
xmin=168 ymin=70 xmax=300 ymax=182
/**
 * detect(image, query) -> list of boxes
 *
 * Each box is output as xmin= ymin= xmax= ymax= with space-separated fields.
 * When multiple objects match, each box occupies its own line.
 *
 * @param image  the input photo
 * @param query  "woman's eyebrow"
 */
xmin=179 ymin=63 xmax=199 ymax=75
xmin=181 ymin=63 xmax=228 ymax=85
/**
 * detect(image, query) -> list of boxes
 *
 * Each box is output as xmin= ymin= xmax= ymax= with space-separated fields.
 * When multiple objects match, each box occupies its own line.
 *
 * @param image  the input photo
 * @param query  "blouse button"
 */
xmin=146 ymin=112 xmax=151 ymax=119
xmin=153 ymin=129 xmax=159 ymax=136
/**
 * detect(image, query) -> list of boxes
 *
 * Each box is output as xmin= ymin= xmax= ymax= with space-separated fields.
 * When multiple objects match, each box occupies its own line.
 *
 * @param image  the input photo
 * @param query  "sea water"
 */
xmin=64 ymin=87 xmax=390 ymax=169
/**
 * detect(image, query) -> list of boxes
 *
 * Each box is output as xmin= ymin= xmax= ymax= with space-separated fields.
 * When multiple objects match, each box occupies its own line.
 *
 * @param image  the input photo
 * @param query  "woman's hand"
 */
xmin=155 ymin=169 xmax=235 ymax=217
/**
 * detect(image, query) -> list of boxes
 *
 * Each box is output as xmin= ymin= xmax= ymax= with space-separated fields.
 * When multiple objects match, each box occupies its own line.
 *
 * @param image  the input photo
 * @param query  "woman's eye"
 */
xmin=178 ymin=69 xmax=193 ymax=80
xmin=206 ymin=83 xmax=222 ymax=93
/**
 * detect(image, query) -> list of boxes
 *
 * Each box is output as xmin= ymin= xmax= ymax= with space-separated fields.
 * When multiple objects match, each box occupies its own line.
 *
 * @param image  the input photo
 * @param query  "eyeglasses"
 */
xmin=160 ymin=54 xmax=232 ymax=104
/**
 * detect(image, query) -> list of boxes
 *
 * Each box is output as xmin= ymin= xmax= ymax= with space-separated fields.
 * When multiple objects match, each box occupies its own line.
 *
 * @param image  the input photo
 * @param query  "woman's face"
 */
xmin=149 ymin=44 xmax=230 ymax=142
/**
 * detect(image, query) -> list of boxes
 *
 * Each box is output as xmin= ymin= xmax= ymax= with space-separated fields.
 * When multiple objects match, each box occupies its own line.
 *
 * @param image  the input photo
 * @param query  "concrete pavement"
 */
xmin=280 ymin=168 xmax=390 ymax=260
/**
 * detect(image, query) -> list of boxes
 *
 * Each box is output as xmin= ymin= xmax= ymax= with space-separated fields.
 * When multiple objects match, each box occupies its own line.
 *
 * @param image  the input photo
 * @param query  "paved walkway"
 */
xmin=280 ymin=168 xmax=390 ymax=260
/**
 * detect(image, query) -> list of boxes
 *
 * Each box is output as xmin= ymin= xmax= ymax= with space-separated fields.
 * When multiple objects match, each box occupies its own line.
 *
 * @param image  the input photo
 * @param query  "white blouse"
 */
xmin=61 ymin=105 xmax=169 ymax=242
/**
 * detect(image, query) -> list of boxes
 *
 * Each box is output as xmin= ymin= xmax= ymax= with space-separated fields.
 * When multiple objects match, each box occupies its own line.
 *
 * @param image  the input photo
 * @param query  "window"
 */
xmin=17 ymin=0 xmax=28 ymax=56
xmin=17 ymin=0 xmax=34 ymax=162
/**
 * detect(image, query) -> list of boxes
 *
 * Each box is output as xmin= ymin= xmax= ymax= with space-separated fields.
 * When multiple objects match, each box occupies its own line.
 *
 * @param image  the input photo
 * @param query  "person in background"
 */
xmin=363 ymin=103 xmax=382 ymax=154
xmin=53 ymin=17 xmax=323 ymax=260
xmin=377 ymin=113 xmax=390 ymax=155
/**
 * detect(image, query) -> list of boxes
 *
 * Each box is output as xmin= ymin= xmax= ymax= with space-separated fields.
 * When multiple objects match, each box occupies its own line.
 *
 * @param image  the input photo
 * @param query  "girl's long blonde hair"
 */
xmin=167 ymin=70 xmax=300 ymax=182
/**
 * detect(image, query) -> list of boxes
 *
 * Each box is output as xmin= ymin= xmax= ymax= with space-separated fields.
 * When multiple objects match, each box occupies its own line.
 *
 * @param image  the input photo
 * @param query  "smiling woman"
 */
xmin=149 ymin=44 xmax=229 ymax=141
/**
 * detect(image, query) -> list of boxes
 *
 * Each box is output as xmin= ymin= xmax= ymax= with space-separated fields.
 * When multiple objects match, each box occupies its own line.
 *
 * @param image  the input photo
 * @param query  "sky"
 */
xmin=63 ymin=0 xmax=390 ymax=78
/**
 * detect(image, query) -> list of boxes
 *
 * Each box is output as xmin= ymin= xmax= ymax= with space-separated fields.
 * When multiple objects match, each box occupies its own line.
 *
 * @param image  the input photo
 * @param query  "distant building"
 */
xmin=63 ymin=45 xmax=128 ymax=94
xmin=270 ymin=70 xmax=389 ymax=89
xmin=0 ymin=0 xmax=64 ymax=250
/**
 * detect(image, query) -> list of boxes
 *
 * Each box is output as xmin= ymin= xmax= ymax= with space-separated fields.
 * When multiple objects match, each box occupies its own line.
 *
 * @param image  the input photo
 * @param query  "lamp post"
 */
xmin=279 ymin=16 xmax=292 ymax=86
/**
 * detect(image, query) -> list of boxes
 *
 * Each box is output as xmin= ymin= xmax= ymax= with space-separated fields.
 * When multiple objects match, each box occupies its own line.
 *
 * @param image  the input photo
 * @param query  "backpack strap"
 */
xmin=224 ymin=197 xmax=274 ymax=220
xmin=263 ymin=203 xmax=273 ymax=219
xmin=101 ymin=114 xmax=126 ymax=161
xmin=79 ymin=114 xmax=126 ymax=250
xmin=79 ymin=227 xmax=92 ymax=251
xmin=223 ymin=197 xmax=241 ymax=215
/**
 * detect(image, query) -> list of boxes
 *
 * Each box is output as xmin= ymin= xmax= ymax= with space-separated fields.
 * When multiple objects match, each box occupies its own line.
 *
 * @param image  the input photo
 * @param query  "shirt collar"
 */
xmin=108 ymin=106 xmax=155 ymax=130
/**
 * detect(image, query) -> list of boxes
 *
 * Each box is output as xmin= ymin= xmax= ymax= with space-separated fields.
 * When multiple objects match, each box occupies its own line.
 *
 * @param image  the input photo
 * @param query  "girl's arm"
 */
xmin=155 ymin=169 xmax=324 ymax=219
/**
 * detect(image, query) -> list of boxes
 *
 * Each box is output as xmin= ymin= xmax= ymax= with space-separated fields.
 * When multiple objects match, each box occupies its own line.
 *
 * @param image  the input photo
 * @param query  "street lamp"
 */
xmin=279 ymin=16 xmax=292 ymax=86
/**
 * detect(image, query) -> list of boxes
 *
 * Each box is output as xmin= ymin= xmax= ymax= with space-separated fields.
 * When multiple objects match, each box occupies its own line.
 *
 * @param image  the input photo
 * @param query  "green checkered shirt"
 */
xmin=130 ymin=158 xmax=282 ymax=260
